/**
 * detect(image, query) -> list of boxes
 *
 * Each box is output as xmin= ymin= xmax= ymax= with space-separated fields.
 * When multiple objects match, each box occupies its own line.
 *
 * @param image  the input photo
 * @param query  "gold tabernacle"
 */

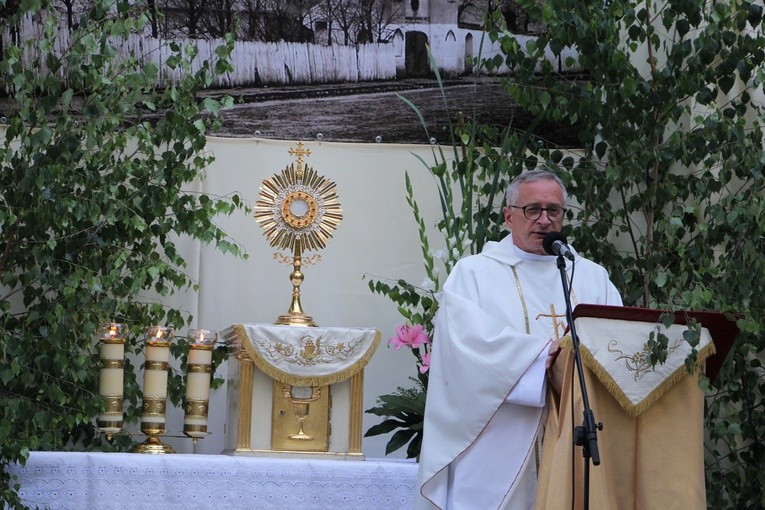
xmin=223 ymin=324 xmax=381 ymax=460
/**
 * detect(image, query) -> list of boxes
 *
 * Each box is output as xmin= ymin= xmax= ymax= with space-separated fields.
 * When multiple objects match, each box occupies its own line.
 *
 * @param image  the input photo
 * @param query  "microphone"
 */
xmin=543 ymin=232 xmax=575 ymax=261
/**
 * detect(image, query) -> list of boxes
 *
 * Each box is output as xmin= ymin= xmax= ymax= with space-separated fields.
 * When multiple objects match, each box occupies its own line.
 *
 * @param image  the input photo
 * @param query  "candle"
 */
xmin=140 ymin=326 xmax=174 ymax=437
xmin=97 ymin=323 xmax=127 ymax=440
xmin=184 ymin=329 xmax=217 ymax=440
xmin=99 ymin=342 xmax=124 ymax=395
xmin=143 ymin=344 xmax=170 ymax=397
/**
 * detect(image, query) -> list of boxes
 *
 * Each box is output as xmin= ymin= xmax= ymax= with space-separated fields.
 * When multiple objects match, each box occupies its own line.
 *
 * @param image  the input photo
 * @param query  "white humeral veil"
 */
xmin=417 ymin=235 xmax=623 ymax=510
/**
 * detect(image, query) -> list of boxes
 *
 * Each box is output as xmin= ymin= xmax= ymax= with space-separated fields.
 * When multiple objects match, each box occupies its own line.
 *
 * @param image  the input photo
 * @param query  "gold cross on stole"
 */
xmin=535 ymin=304 xmax=567 ymax=342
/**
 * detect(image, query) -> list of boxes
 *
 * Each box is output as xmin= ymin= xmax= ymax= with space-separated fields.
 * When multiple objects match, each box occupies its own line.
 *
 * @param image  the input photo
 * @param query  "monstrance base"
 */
xmin=275 ymin=312 xmax=317 ymax=327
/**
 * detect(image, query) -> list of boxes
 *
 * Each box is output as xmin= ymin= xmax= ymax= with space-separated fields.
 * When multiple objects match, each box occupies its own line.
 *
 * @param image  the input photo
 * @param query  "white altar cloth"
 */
xmin=8 ymin=451 xmax=418 ymax=510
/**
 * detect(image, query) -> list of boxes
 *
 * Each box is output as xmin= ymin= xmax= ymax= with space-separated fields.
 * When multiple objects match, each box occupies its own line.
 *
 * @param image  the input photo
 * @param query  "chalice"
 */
xmin=281 ymin=385 xmax=321 ymax=440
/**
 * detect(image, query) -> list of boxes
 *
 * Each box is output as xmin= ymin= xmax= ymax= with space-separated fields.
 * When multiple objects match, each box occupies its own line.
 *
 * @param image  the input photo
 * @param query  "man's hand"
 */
xmin=547 ymin=337 xmax=568 ymax=402
xmin=546 ymin=339 xmax=561 ymax=372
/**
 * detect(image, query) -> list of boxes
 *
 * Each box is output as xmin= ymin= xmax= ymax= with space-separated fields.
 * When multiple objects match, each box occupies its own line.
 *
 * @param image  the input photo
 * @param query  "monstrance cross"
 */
xmin=288 ymin=142 xmax=312 ymax=179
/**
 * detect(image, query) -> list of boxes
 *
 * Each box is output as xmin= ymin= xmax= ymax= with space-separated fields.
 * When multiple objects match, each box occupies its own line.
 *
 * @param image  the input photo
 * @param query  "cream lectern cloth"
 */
xmin=572 ymin=317 xmax=715 ymax=417
xmin=535 ymin=318 xmax=714 ymax=510
xmin=223 ymin=324 xmax=381 ymax=386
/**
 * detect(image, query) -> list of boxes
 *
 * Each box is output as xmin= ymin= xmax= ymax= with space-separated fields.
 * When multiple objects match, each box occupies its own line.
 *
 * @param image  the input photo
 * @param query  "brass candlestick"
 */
xmin=183 ymin=329 xmax=217 ymax=443
xmin=132 ymin=326 xmax=175 ymax=454
xmin=96 ymin=323 xmax=127 ymax=441
xmin=282 ymin=384 xmax=321 ymax=440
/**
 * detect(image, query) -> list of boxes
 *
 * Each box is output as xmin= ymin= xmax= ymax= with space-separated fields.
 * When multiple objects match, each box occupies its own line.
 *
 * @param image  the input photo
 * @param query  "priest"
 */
xmin=416 ymin=169 xmax=623 ymax=509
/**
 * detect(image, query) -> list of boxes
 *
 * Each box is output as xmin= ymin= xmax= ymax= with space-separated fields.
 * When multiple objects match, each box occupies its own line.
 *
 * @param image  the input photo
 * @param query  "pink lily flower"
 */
xmin=389 ymin=324 xmax=430 ymax=350
xmin=419 ymin=352 xmax=431 ymax=374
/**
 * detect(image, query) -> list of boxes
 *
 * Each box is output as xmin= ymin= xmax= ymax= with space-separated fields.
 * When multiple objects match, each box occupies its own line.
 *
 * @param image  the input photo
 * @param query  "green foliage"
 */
xmin=364 ymin=379 xmax=426 ymax=459
xmin=0 ymin=1 xmax=243 ymax=506
xmin=483 ymin=1 xmax=765 ymax=507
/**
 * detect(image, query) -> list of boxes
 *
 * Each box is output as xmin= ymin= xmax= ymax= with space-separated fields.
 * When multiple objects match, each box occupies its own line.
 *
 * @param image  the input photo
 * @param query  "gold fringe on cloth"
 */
xmin=561 ymin=330 xmax=716 ymax=418
xmin=224 ymin=324 xmax=382 ymax=387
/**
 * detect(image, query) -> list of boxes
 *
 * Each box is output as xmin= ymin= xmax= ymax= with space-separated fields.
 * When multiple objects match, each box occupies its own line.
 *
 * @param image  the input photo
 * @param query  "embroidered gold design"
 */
xmin=253 ymin=334 xmax=364 ymax=366
xmin=299 ymin=337 xmax=320 ymax=360
xmin=184 ymin=399 xmax=210 ymax=418
xmin=536 ymin=304 xmax=567 ymax=342
xmin=608 ymin=337 xmax=683 ymax=381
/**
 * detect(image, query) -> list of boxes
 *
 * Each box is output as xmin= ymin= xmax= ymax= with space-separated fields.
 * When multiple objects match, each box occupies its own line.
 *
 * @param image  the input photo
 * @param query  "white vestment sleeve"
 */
xmin=506 ymin=347 xmax=548 ymax=408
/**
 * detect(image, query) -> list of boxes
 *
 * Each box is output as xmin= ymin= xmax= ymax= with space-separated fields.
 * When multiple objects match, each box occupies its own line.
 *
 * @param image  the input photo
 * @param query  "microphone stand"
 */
xmin=555 ymin=255 xmax=601 ymax=510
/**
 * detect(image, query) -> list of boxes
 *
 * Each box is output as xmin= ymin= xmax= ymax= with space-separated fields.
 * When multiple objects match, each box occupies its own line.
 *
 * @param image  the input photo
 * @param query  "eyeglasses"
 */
xmin=509 ymin=204 xmax=566 ymax=221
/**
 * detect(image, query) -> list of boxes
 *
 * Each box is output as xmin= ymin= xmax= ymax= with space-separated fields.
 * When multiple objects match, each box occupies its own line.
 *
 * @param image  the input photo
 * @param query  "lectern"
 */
xmin=536 ymin=305 xmax=738 ymax=509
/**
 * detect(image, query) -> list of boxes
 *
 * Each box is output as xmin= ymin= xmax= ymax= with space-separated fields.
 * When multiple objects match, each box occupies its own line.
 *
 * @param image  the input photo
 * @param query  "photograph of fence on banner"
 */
xmin=2 ymin=1 xmax=581 ymax=144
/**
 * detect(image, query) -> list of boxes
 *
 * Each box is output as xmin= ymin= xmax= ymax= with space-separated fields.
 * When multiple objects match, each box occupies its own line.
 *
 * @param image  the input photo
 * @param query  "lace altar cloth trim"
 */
xmin=9 ymin=452 xmax=417 ymax=510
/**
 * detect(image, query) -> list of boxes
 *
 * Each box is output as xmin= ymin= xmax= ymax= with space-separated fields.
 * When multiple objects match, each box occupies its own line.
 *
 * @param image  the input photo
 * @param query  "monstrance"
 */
xmin=254 ymin=143 xmax=342 ymax=326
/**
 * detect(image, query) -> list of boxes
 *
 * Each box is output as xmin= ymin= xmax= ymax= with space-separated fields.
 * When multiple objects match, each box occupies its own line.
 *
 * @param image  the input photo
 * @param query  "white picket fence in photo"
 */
xmin=4 ymin=15 xmax=397 ymax=89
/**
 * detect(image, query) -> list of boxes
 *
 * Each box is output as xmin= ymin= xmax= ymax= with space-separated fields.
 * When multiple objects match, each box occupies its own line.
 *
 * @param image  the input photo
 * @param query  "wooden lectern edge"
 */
xmin=571 ymin=303 xmax=741 ymax=382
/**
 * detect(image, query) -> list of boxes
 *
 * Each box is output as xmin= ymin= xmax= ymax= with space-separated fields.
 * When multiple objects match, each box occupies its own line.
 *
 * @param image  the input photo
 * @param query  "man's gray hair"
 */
xmin=505 ymin=169 xmax=568 ymax=206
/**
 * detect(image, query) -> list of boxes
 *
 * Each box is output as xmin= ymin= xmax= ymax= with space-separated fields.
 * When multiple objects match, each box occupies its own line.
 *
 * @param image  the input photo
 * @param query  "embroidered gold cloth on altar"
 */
xmin=562 ymin=317 xmax=715 ymax=417
xmin=224 ymin=323 xmax=381 ymax=387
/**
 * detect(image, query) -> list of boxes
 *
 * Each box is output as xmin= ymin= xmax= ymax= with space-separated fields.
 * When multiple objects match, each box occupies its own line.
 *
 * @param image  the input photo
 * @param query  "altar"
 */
xmin=9 ymin=451 xmax=418 ymax=510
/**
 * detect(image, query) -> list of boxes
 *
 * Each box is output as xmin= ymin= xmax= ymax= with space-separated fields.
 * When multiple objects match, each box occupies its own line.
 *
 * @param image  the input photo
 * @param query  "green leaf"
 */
xmin=660 ymin=313 xmax=675 ymax=329
xmin=364 ymin=419 xmax=406 ymax=437
xmin=0 ymin=6 xmax=242 ymax=502
xmin=539 ymin=91 xmax=551 ymax=110
xmin=385 ymin=428 xmax=417 ymax=456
